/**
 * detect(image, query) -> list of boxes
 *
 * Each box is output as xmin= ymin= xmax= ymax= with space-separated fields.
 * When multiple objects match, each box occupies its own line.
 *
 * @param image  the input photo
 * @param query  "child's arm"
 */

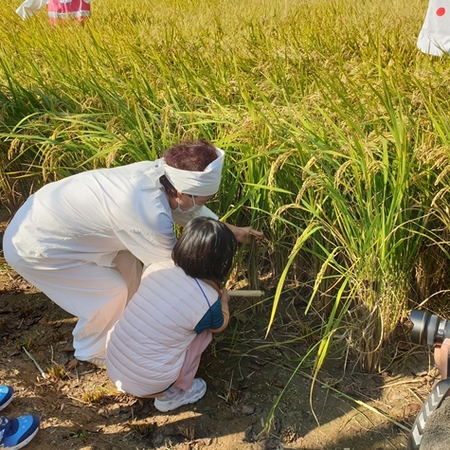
xmin=194 ymin=289 xmax=230 ymax=334
xmin=211 ymin=289 xmax=230 ymax=333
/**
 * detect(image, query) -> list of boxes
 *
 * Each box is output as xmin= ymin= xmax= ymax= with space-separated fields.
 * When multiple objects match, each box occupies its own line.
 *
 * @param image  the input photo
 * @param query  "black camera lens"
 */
xmin=410 ymin=310 xmax=450 ymax=346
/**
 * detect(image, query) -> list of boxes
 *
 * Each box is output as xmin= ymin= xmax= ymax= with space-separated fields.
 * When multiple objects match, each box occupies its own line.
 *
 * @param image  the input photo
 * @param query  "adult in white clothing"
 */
xmin=3 ymin=139 xmax=262 ymax=366
xmin=106 ymin=217 xmax=237 ymax=411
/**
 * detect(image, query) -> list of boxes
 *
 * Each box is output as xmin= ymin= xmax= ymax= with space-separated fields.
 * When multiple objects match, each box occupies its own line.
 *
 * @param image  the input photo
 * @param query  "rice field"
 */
xmin=1 ymin=0 xmax=450 ymax=377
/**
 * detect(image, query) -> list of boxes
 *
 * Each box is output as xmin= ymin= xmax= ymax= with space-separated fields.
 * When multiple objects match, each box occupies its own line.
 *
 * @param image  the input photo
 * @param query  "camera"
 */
xmin=408 ymin=310 xmax=450 ymax=450
xmin=410 ymin=309 xmax=450 ymax=346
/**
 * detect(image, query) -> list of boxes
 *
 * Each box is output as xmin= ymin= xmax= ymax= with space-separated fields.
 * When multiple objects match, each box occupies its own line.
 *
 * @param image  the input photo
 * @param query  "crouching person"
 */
xmin=105 ymin=217 xmax=237 ymax=412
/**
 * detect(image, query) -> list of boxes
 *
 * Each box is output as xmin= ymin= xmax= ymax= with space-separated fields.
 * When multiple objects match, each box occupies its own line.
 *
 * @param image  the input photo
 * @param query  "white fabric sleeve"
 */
xmin=197 ymin=205 xmax=219 ymax=220
xmin=16 ymin=0 xmax=48 ymax=19
xmin=171 ymin=205 xmax=219 ymax=227
xmin=103 ymin=193 xmax=176 ymax=268
xmin=114 ymin=222 xmax=176 ymax=268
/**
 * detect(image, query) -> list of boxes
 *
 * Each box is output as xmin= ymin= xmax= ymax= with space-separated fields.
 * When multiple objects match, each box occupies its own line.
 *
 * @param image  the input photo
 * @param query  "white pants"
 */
xmin=4 ymin=242 xmax=142 ymax=362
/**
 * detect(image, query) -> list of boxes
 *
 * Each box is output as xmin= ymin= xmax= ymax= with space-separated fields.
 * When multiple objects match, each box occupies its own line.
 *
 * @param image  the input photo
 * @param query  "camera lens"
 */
xmin=436 ymin=318 xmax=450 ymax=344
xmin=410 ymin=310 xmax=436 ymax=345
xmin=410 ymin=310 xmax=450 ymax=346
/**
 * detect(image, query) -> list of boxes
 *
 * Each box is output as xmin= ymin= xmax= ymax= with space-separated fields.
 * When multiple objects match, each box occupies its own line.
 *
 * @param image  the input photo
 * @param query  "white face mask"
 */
xmin=173 ymin=195 xmax=202 ymax=214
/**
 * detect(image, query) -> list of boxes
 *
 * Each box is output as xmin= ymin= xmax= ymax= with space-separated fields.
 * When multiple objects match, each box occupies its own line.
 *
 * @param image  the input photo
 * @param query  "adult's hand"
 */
xmin=434 ymin=338 xmax=450 ymax=379
xmin=225 ymin=223 xmax=264 ymax=245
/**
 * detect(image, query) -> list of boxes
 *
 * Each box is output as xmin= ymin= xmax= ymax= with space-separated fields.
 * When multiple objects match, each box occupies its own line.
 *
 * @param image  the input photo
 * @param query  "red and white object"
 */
xmin=418 ymin=1 xmax=450 ymax=55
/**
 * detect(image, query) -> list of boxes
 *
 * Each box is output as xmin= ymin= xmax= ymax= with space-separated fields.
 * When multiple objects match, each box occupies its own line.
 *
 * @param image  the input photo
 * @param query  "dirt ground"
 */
xmin=0 ymin=210 xmax=439 ymax=450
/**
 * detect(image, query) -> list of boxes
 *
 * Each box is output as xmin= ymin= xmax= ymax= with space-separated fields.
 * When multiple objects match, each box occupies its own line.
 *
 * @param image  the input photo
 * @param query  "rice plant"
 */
xmin=1 ymin=0 xmax=449 ymax=382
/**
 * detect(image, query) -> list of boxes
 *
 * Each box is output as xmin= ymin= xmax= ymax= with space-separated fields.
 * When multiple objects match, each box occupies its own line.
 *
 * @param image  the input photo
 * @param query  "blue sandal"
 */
xmin=0 ymin=415 xmax=40 ymax=450
xmin=0 ymin=386 xmax=14 ymax=412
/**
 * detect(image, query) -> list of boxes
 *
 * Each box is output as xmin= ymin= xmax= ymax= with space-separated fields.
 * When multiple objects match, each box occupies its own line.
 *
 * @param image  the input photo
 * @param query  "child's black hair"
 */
xmin=172 ymin=217 xmax=237 ymax=285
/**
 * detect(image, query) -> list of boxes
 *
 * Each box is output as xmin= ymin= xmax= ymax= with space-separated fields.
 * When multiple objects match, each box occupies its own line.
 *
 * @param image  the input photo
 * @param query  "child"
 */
xmin=106 ymin=217 xmax=237 ymax=412
xmin=0 ymin=385 xmax=40 ymax=449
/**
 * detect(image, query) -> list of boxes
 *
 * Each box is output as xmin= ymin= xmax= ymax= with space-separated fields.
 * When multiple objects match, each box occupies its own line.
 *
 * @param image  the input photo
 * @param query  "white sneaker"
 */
xmin=85 ymin=357 xmax=106 ymax=369
xmin=154 ymin=378 xmax=207 ymax=412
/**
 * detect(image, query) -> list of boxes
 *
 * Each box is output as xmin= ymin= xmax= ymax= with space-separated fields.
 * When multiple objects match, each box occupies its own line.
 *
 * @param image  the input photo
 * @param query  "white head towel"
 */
xmin=162 ymin=147 xmax=225 ymax=196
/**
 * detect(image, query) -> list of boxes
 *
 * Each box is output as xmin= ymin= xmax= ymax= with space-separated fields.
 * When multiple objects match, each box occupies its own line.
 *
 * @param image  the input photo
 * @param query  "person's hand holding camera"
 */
xmin=434 ymin=338 xmax=450 ymax=380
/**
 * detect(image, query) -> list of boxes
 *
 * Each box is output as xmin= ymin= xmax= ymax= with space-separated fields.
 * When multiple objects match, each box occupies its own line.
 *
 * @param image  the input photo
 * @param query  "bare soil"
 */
xmin=0 ymin=210 xmax=437 ymax=450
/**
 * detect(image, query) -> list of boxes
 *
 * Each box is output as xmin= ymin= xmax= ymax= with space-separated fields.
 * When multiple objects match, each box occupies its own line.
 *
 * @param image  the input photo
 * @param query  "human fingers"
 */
xmin=434 ymin=338 xmax=450 ymax=378
xmin=248 ymin=227 xmax=264 ymax=238
xmin=220 ymin=288 xmax=230 ymax=303
xmin=247 ymin=227 xmax=264 ymax=245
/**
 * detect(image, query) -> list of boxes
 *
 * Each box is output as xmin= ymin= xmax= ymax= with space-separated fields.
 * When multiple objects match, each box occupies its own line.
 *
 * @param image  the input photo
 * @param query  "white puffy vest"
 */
xmin=105 ymin=260 xmax=219 ymax=397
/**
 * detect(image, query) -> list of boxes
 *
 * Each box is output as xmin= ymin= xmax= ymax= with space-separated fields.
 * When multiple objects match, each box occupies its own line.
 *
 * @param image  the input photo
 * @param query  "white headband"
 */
xmin=162 ymin=147 xmax=224 ymax=196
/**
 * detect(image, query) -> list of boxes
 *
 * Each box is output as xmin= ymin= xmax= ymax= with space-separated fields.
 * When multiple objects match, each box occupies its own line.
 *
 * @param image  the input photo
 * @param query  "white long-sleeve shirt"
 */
xmin=7 ymin=161 xmax=217 ymax=269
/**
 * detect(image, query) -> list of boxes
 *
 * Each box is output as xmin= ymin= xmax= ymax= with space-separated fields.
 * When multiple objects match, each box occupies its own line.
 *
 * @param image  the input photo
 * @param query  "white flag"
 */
xmin=417 ymin=2 xmax=450 ymax=56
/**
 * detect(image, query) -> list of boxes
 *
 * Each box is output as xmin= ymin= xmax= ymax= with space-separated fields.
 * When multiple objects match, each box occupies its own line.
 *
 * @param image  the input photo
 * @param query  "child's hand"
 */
xmin=220 ymin=288 xmax=230 ymax=305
